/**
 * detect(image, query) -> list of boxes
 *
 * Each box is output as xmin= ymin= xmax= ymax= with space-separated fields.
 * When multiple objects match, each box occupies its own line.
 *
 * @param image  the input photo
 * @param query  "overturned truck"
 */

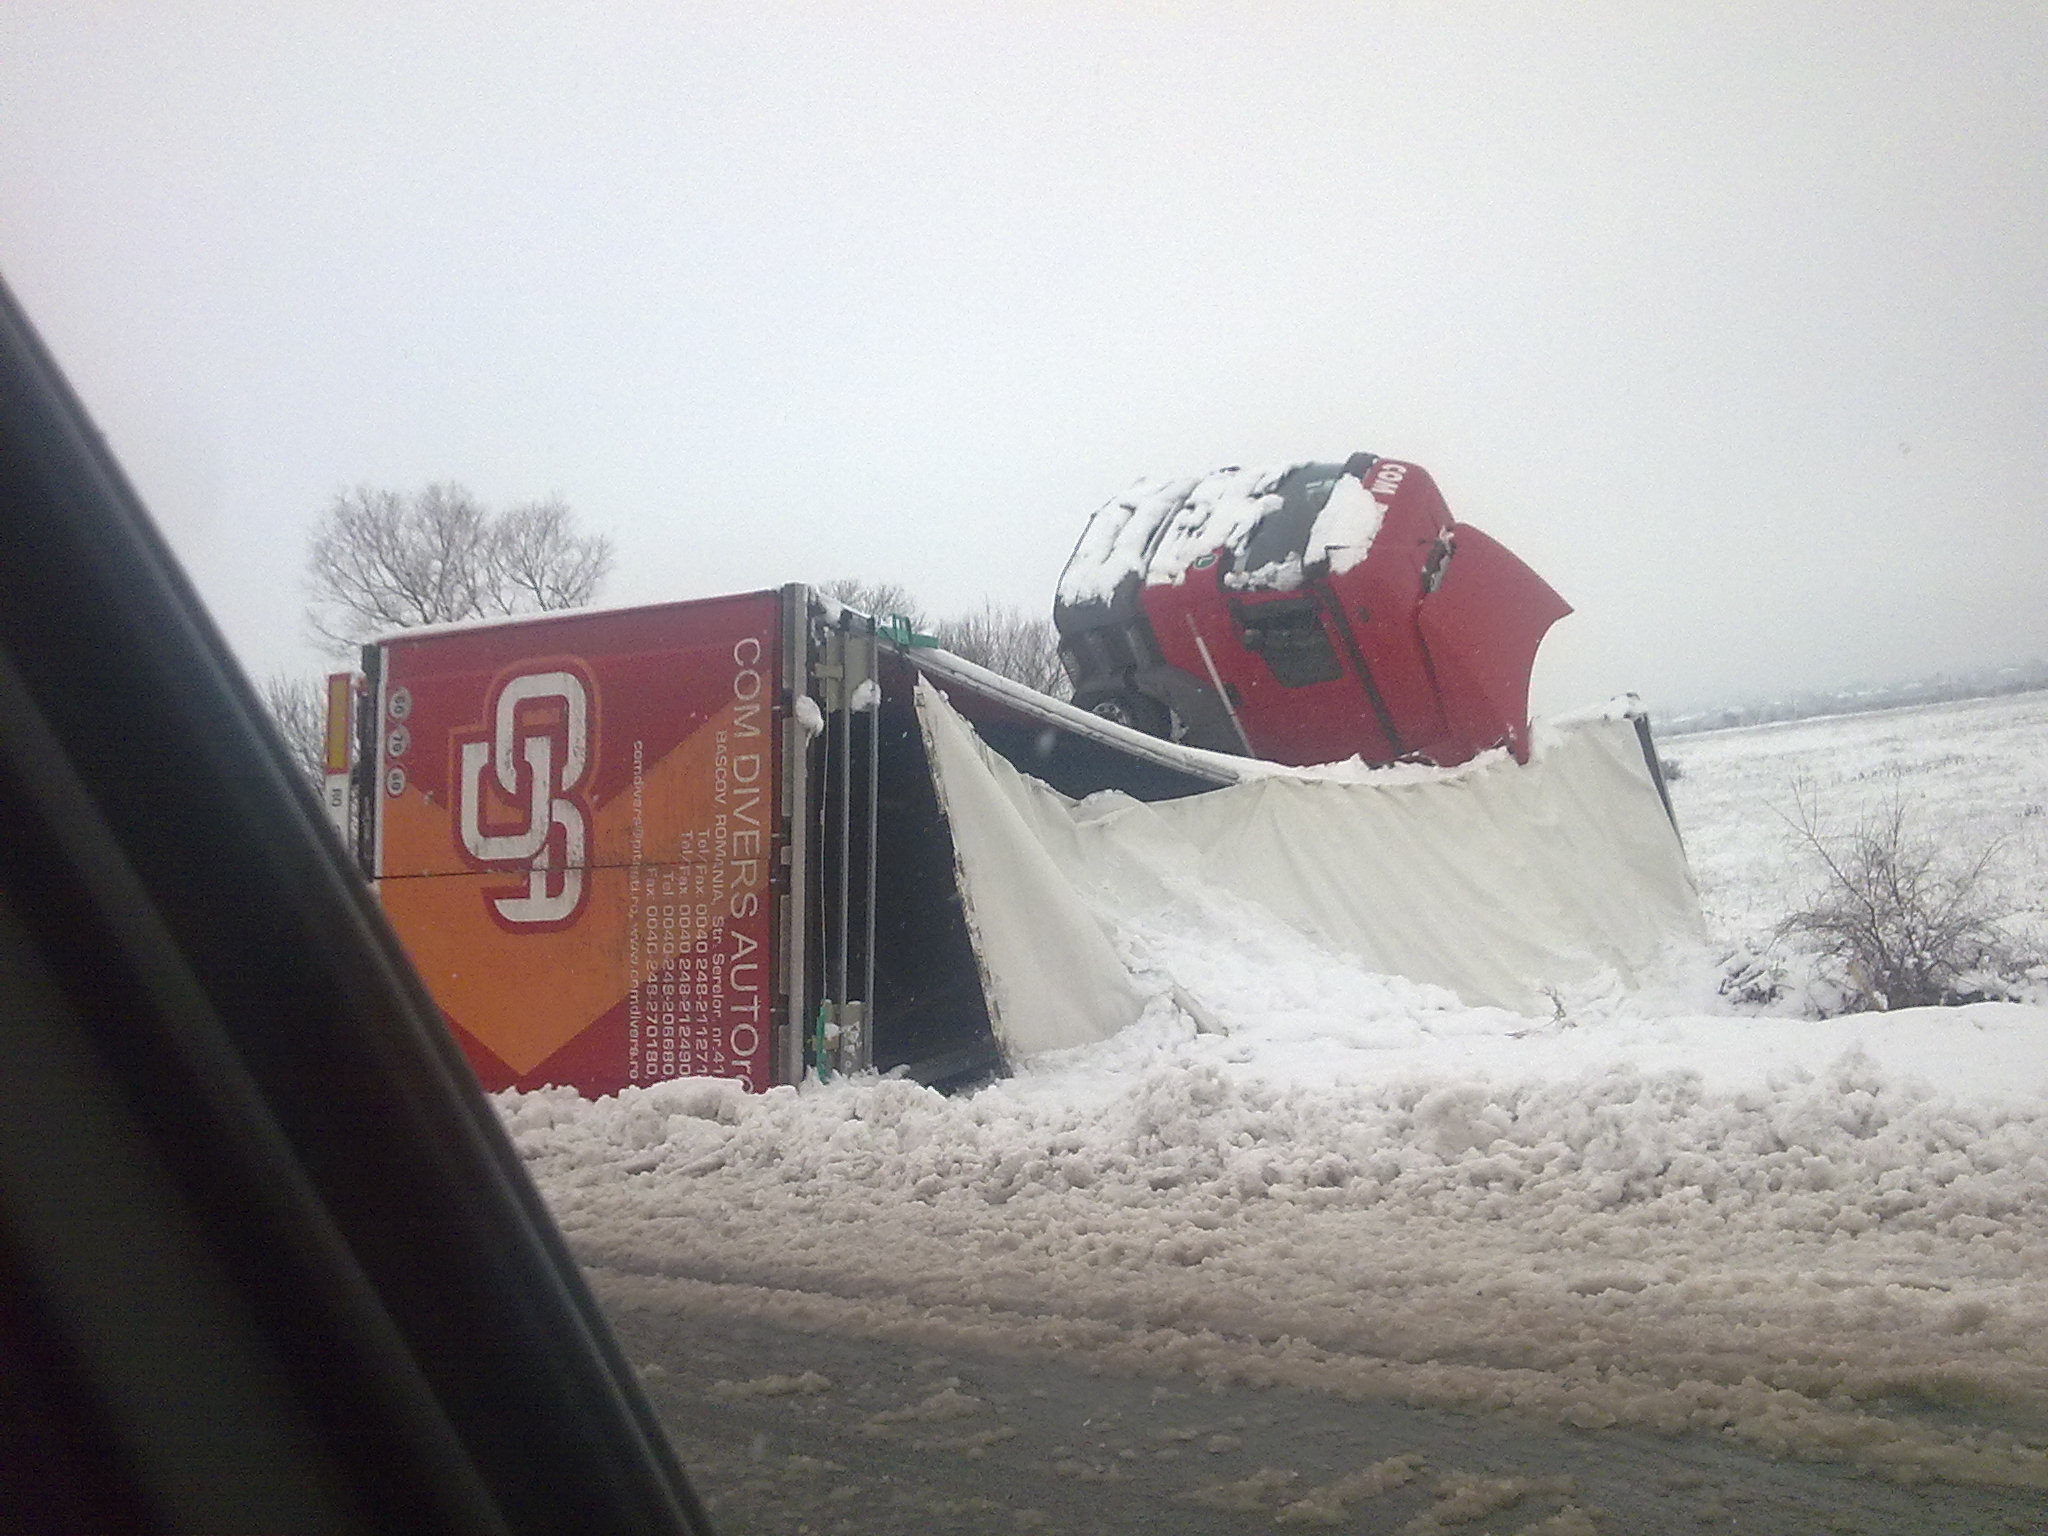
xmin=1055 ymin=455 xmax=1570 ymax=767
xmin=329 ymin=580 xmax=1698 ymax=1101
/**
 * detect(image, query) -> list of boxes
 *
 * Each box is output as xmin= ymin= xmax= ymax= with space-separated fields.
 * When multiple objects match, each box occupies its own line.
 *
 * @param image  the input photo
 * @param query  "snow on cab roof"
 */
xmin=1055 ymin=460 xmax=1389 ymax=607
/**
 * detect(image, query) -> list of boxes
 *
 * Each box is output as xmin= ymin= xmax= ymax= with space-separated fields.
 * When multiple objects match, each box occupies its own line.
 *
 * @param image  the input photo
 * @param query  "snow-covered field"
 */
xmin=1666 ymin=689 xmax=2048 ymax=973
xmin=506 ymin=693 xmax=2048 ymax=1492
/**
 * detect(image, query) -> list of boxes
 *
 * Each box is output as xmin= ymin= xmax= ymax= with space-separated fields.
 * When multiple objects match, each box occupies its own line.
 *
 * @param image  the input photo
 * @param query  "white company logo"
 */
xmin=457 ymin=669 xmax=593 ymax=927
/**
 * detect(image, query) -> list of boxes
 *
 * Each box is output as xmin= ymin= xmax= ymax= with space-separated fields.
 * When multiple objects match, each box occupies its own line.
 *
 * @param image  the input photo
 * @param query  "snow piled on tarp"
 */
xmin=914 ymin=677 xmax=1702 ymax=1023
xmin=906 ymin=643 xmax=1659 ymax=793
xmin=505 ymin=995 xmax=2048 ymax=1488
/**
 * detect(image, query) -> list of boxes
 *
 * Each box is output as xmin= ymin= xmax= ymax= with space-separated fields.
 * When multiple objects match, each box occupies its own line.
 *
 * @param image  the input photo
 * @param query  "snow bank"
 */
xmin=507 ymin=995 xmax=2048 ymax=1487
xmin=502 ymin=691 xmax=2048 ymax=1489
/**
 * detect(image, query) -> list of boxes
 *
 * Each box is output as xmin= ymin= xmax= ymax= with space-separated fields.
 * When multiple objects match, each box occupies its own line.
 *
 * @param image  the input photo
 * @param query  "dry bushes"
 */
xmin=1776 ymin=780 xmax=2035 ymax=1011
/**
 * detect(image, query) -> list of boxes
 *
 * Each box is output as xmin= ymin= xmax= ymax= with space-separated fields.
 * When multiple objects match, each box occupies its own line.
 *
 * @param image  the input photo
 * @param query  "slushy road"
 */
xmin=596 ymin=1270 xmax=2044 ymax=1536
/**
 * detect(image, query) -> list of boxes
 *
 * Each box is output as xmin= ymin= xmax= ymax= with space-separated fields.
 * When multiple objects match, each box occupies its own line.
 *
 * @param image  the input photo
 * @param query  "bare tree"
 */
xmin=497 ymin=496 xmax=615 ymax=611
xmin=305 ymin=484 xmax=489 ymax=649
xmin=815 ymin=577 xmax=928 ymax=629
xmin=306 ymin=482 xmax=613 ymax=653
xmin=818 ymin=582 xmax=1069 ymax=698
xmin=931 ymin=601 xmax=1071 ymax=699
xmin=259 ymin=672 xmax=329 ymax=787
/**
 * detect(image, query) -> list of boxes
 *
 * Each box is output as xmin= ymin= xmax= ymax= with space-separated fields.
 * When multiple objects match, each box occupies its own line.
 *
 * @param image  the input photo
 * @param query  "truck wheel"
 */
xmin=1078 ymin=689 xmax=1172 ymax=740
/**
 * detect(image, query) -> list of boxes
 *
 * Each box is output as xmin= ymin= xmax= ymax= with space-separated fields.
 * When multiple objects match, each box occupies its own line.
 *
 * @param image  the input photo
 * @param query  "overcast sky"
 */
xmin=5 ymin=3 xmax=2044 ymax=714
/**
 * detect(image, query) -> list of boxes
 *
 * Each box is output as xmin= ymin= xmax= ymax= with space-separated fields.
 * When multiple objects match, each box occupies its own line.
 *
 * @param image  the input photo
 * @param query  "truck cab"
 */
xmin=1053 ymin=454 xmax=1571 ymax=768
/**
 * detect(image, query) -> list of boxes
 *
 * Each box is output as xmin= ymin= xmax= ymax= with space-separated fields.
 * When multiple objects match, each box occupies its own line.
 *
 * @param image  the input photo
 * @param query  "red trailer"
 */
xmin=1053 ymin=455 xmax=1570 ymax=767
xmin=330 ymin=587 xmax=1233 ymax=1098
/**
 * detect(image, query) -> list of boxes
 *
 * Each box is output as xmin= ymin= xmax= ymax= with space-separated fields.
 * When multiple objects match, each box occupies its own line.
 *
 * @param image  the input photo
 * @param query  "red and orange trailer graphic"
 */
xmin=354 ymin=592 xmax=798 ymax=1095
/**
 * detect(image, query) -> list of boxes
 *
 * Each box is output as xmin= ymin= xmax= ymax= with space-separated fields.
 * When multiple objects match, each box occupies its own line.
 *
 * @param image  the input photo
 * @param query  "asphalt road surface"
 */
xmin=593 ymin=1269 xmax=2047 ymax=1536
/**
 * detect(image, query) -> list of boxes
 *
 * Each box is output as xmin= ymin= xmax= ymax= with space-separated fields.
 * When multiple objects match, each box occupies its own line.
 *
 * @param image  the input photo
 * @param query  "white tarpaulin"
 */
xmin=915 ymin=678 xmax=1704 ymax=1053
xmin=915 ymin=677 xmax=1151 ymax=1057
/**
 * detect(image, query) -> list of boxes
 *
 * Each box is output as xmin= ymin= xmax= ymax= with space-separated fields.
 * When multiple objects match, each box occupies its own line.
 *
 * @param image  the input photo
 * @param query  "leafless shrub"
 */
xmin=1775 ymin=780 xmax=2031 ymax=1011
xmin=258 ymin=671 xmax=328 ymax=787
xmin=931 ymin=601 xmax=1071 ymax=699
xmin=1716 ymin=945 xmax=1788 ymax=1008
xmin=306 ymin=483 xmax=612 ymax=652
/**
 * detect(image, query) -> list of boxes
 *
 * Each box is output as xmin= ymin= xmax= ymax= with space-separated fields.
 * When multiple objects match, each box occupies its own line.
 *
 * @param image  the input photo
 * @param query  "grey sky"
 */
xmin=5 ymin=3 xmax=2043 ymax=715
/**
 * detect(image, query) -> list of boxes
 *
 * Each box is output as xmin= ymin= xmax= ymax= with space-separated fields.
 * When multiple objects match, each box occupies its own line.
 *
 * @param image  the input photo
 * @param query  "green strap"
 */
xmin=813 ymin=1002 xmax=833 ymax=1083
xmin=876 ymin=614 xmax=940 ymax=649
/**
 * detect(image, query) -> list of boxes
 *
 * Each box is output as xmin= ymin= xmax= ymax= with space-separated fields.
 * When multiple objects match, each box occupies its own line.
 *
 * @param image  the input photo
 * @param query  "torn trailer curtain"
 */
xmin=907 ymin=677 xmax=1703 ymax=1023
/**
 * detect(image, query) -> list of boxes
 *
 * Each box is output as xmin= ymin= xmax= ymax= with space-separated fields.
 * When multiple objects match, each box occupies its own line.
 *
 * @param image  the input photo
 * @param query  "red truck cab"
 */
xmin=1053 ymin=454 xmax=1570 ymax=767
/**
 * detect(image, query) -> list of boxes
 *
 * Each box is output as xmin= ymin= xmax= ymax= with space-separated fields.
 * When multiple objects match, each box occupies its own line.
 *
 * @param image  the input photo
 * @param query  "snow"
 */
xmin=504 ymin=691 xmax=2048 ymax=1490
xmin=1055 ymin=474 xmax=1198 ymax=607
xmin=1305 ymin=470 xmax=1384 ymax=578
xmin=908 ymin=637 xmax=1600 ymax=792
xmin=1662 ymin=690 xmax=2048 ymax=973
xmin=1056 ymin=462 xmax=1388 ymax=607
xmin=1219 ymin=550 xmax=1306 ymax=593
xmin=792 ymin=694 xmax=824 ymax=736
xmin=1057 ymin=465 xmax=1291 ymax=606
xmin=906 ymin=643 xmax=1242 ymax=787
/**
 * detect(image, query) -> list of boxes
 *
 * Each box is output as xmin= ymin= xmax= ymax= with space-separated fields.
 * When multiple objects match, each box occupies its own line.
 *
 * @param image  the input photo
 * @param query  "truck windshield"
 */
xmin=1236 ymin=461 xmax=1347 ymax=576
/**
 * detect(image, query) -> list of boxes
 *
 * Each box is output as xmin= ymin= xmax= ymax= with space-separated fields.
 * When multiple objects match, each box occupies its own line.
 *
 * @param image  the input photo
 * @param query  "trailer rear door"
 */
xmin=362 ymin=591 xmax=795 ymax=1095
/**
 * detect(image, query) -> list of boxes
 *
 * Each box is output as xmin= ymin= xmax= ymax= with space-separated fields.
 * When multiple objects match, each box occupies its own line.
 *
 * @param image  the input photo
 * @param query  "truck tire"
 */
xmin=1077 ymin=688 xmax=1173 ymax=740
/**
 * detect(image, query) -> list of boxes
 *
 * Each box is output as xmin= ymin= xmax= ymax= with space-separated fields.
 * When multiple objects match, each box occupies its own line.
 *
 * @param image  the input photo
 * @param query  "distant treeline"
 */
xmin=1654 ymin=659 xmax=2048 ymax=737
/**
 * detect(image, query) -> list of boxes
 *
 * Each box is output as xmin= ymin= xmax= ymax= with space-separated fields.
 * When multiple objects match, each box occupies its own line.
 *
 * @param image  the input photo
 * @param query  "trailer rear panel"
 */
xmin=364 ymin=592 xmax=787 ymax=1094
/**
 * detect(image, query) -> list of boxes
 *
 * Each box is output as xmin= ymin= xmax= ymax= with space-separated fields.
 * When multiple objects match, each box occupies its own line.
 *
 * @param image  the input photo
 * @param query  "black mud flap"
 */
xmin=1631 ymin=708 xmax=1682 ymax=839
